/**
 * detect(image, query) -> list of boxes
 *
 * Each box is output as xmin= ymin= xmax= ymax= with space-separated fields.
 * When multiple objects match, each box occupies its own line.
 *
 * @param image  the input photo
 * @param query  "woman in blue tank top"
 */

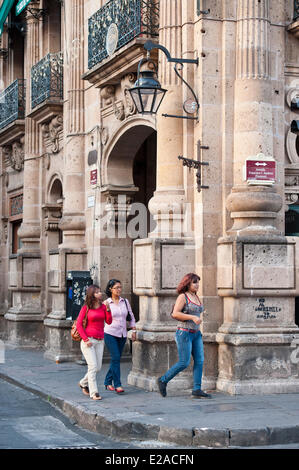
xmin=158 ymin=273 xmax=212 ymax=399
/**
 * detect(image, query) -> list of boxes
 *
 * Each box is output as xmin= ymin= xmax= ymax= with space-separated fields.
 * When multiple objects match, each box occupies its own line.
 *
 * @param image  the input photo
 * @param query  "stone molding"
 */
xmin=101 ymin=74 xmax=136 ymax=121
xmin=42 ymin=203 xmax=63 ymax=232
xmin=3 ymin=137 xmax=25 ymax=172
xmin=41 ymin=114 xmax=63 ymax=154
xmin=101 ymin=187 xmax=136 ymax=228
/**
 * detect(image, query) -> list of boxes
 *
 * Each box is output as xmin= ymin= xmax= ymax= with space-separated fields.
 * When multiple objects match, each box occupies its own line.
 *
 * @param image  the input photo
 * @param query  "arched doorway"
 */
xmin=103 ymin=123 xmax=157 ymax=320
xmin=285 ymin=204 xmax=299 ymax=327
xmin=47 ymin=177 xmax=63 ymax=249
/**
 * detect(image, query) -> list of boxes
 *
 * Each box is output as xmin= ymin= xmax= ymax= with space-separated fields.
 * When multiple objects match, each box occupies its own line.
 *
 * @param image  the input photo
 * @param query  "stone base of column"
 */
xmin=202 ymin=333 xmax=219 ymax=391
xmin=127 ymin=329 xmax=194 ymax=395
xmin=216 ymin=377 xmax=299 ymax=395
xmin=43 ymin=318 xmax=82 ymax=363
xmin=0 ymin=311 xmax=7 ymax=340
xmin=216 ymin=332 xmax=299 ymax=394
xmin=4 ymin=313 xmax=45 ymax=348
xmin=130 ymin=237 xmax=197 ymax=393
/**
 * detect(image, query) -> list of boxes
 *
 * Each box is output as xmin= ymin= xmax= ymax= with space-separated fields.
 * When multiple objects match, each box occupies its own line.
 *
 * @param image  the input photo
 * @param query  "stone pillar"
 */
xmin=216 ymin=0 xmax=299 ymax=394
xmin=148 ymin=0 xmax=184 ymax=238
xmin=59 ymin=0 xmax=85 ymax=249
xmin=44 ymin=0 xmax=86 ymax=362
xmin=128 ymin=0 xmax=196 ymax=393
xmin=5 ymin=2 xmax=45 ymax=347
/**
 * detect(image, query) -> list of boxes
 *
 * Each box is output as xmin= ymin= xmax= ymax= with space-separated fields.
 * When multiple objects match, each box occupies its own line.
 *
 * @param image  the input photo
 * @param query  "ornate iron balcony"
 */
xmin=88 ymin=0 xmax=159 ymax=70
xmin=0 ymin=79 xmax=25 ymax=130
xmin=295 ymin=0 xmax=299 ymax=21
xmin=31 ymin=52 xmax=63 ymax=109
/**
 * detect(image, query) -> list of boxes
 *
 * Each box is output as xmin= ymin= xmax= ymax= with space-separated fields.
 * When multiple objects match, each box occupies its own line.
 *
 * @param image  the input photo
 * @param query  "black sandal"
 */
xmin=91 ymin=393 xmax=102 ymax=400
xmin=78 ymin=383 xmax=89 ymax=396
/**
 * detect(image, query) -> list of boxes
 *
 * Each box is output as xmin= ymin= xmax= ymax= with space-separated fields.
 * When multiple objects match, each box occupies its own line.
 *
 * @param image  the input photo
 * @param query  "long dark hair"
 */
xmin=85 ymin=284 xmax=102 ymax=309
xmin=105 ymin=279 xmax=121 ymax=298
xmin=177 ymin=273 xmax=200 ymax=294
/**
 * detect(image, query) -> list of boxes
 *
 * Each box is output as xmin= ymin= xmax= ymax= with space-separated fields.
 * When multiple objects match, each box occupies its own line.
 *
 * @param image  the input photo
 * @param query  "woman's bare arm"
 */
xmin=171 ymin=294 xmax=202 ymax=325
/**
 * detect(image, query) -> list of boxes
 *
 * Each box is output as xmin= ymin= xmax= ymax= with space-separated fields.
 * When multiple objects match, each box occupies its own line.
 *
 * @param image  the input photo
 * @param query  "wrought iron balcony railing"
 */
xmin=295 ymin=0 xmax=299 ymax=21
xmin=31 ymin=52 xmax=63 ymax=109
xmin=88 ymin=0 xmax=159 ymax=70
xmin=0 ymin=79 xmax=25 ymax=130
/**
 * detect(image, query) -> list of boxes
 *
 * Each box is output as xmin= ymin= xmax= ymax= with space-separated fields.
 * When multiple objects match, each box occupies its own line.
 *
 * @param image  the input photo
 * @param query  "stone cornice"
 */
xmin=82 ymin=38 xmax=158 ymax=88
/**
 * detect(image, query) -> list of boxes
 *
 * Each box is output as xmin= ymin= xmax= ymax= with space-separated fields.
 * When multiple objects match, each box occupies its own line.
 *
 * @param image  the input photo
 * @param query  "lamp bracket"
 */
xmin=144 ymin=41 xmax=200 ymax=121
xmin=178 ymin=156 xmax=208 ymax=170
xmin=27 ymin=8 xmax=48 ymax=20
xmin=197 ymin=1 xmax=210 ymax=15
xmin=162 ymin=114 xmax=197 ymax=120
xmin=144 ymin=41 xmax=199 ymax=65
xmin=0 ymin=49 xmax=8 ymax=59
xmin=178 ymin=142 xmax=210 ymax=192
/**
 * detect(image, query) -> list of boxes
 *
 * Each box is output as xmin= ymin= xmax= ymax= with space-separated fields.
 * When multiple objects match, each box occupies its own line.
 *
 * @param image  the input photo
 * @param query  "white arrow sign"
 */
xmin=255 ymin=162 xmax=267 ymax=166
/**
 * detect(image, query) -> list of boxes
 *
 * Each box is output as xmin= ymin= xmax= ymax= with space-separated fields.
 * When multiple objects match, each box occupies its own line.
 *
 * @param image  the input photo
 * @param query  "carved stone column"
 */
xmin=128 ymin=0 xmax=196 ymax=392
xmin=58 ymin=0 xmax=86 ymax=250
xmin=18 ymin=1 xmax=41 ymax=252
xmin=5 ymin=2 xmax=45 ymax=348
xmin=216 ymin=0 xmax=299 ymax=394
xmin=44 ymin=0 xmax=86 ymax=362
xmin=148 ymin=0 xmax=185 ymax=238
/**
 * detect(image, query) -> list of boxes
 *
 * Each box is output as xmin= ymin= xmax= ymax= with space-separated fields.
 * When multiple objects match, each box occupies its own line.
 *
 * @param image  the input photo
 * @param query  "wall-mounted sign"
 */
xmin=244 ymin=153 xmax=276 ymax=185
xmin=106 ymin=23 xmax=118 ymax=57
xmin=88 ymin=196 xmax=95 ymax=208
xmin=16 ymin=0 xmax=31 ymax=16
xmin=90 ymin=169 xmax=97 ymax=185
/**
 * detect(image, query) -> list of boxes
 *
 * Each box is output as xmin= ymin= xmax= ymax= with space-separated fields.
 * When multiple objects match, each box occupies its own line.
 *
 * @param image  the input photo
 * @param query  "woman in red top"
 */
xmin=77 ymin=284 xmax=112 ymax=400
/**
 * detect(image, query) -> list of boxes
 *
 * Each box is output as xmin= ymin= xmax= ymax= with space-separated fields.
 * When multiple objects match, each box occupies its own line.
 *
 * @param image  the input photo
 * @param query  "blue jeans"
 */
xmin=104 ymin=333 xmax=127 ymax=388
xmin=160 ymin=329 xmax=204 ymax=391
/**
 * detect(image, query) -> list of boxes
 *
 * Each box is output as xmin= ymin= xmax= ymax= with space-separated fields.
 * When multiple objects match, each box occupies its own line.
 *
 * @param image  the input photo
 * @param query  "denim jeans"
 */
xmin=160 ymin=329 xmax=204 ymax=391
xmin=104 ymin=333 xmax=127 ymax=388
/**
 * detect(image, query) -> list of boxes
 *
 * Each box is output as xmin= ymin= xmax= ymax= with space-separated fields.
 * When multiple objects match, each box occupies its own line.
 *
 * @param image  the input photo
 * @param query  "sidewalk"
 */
xmin=1 ymin=343 xmax=299 ymax=448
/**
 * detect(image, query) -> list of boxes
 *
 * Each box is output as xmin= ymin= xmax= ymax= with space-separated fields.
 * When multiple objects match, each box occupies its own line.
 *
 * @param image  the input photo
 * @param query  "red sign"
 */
xmin=90 ymin=169 xmax=97 ymax=185
xmin=246 ymin=160 xmax=276 ymax=182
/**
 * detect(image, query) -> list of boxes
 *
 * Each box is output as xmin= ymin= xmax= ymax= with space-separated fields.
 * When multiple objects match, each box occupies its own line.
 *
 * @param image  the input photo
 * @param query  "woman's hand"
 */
xmin=131 ymin=330 xmax=137 ymax=342
xmin=192 ymin=316 xmax=202 ymax=325
xmin=86 ymin=341 xmax=93 ymax=348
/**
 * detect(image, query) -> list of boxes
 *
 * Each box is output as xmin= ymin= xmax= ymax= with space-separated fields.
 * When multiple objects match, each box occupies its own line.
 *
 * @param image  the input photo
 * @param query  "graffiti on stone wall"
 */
xmin=255 ymin=298 xmax=281 ymax=320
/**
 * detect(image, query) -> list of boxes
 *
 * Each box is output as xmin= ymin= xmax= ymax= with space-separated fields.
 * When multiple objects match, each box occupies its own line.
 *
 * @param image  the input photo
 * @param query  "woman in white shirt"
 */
xmin=104 ymin=279 xmax=136 ymax=393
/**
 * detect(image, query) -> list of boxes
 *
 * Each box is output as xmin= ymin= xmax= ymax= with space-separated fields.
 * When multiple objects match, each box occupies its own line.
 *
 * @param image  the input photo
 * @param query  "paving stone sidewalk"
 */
xmin=1 ymin=344 xmax=299 ymax=448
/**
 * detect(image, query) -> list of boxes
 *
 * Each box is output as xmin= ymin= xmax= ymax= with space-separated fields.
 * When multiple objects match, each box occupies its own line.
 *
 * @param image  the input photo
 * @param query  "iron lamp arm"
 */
xmin=144 ymin=41 xmax=199 ymax=65
xmin=143 ymin=41 xmax=199 ymax=120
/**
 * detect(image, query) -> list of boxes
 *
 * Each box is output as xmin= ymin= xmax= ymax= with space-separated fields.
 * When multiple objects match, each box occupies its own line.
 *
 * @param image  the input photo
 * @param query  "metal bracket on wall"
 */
xmin=197 ymin=0 xmax=210 ymax=16
xmin=0 ymin=48 xmax=8 ymax=60
xmin=178 ymin=141 xmax=209 ymax=192
xmin=27 ymin=8 xmax=48 ymax=20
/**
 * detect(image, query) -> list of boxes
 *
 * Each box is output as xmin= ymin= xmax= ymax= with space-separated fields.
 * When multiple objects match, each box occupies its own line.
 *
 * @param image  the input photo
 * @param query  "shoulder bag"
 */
xmin=71 ymin=307 xmax=89 ymax=342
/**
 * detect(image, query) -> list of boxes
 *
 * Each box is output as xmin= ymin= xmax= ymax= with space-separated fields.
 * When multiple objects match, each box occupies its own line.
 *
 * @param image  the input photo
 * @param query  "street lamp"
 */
xmin=129 ymin=58 xmax=167 ymax=115
xmin=129 ymin=40 xmax=199 ymax=120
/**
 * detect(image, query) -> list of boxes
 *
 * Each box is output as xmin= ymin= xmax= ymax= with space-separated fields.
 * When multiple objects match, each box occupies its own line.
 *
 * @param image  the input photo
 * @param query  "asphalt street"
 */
xmin=0 ymin=378 xmax=139 ymax=449
xmin=1 ymin=377 xmax=299 ymax=457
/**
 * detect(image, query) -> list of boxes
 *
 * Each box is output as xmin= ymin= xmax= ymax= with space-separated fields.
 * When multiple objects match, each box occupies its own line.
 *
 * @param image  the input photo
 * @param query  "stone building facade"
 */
xmin=0 ymin=0 xmax=299 ymax=394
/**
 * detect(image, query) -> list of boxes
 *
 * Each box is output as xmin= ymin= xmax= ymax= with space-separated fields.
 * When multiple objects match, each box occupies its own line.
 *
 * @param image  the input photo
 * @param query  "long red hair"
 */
xmin=177 ymin=273 xmax=200 ymax=294
xmin=85 ymin=284 xmax=102 ymax=309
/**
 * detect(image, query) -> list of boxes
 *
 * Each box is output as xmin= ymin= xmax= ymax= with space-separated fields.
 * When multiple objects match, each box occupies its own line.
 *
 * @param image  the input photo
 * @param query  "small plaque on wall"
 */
xmin=244 ymin=153 xmax=276 ymax=186
xmin=90 ymin=169 xmax=97 ymax=185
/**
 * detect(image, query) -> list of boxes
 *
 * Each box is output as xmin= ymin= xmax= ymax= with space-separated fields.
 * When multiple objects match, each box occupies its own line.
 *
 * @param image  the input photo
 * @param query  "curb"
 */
xmin=1 ymin=372 xmax=299 ymax=448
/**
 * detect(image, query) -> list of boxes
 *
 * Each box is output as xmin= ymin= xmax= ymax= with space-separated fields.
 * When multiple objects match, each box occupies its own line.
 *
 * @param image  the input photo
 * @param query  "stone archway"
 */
xmin=100 ymin=120 xmax=157 ymax=320
xmin=103 ymin=118 xmax=156 ymax=187
xmin=45 ymin=175 xmax=63 ymax=249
